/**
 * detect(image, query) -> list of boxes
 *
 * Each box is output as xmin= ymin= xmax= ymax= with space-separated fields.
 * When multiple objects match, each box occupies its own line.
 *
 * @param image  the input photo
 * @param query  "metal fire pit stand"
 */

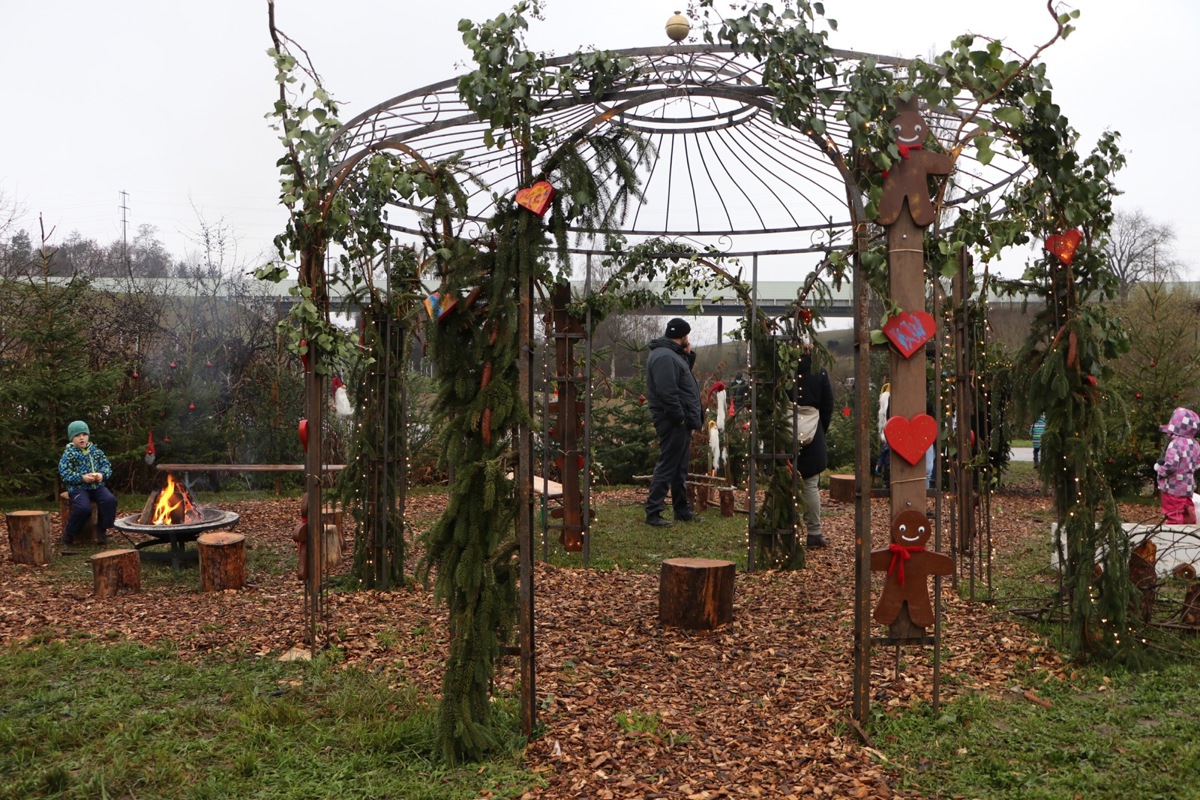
xmin=113 ymin=511 xmax=241 ymax=572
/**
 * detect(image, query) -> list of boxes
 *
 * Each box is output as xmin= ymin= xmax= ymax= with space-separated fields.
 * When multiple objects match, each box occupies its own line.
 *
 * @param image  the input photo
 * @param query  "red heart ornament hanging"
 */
xmin=298 ymin=419 xmax=309 ymax=452
xmin=1044 ymin=229 xmax=1082 ymax=266
xmin=882 ymin=310 xmax=936 ymax=359
xmin=884 ymin=414 xmax=937 ymax=465
xmin=515 ymin=181 xmax=555 ymax=217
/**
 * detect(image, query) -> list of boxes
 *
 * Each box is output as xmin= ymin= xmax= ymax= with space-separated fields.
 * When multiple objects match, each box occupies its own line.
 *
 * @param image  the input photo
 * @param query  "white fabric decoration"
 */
xmin=708 ymin=420 xmax=721 ymax=472
xmin=334 ymin=385 xmax=354 ymax=417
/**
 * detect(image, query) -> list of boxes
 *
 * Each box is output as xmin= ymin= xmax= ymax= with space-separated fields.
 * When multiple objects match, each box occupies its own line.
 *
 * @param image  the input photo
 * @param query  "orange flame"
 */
xmin=152 ymin=474 xmax=198 ymax=525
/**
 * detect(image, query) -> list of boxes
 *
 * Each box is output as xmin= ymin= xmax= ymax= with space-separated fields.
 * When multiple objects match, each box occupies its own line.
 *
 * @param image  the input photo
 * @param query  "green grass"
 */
xmin=0 ymin=638 xmax=537 ymax=800
xmin=539 ymin=495 xmax=751 ymax=572
xmin=871 ymin=661 xmax=1200 ymax=798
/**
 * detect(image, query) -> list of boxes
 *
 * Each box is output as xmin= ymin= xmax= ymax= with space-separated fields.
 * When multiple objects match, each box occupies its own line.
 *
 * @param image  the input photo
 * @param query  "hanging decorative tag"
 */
xmin=1044 ymin=229 xmax=1082 ymax=265
xmin=423 ymin=291 xmax=458 ymax=322
xmin=883 ymin=413 xmax=937 ymax=465
xmin=515 ymin=181 xmax=555 ymax=217
xmin=882 ymin=310 xmax=936 ymax=359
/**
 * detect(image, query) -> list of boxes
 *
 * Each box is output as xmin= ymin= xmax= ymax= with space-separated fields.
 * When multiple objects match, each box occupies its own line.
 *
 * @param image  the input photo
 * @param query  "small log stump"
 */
xmin=719 ymin=487 xmax=735 ymax=517
xmin=659 ymin=557 xmax=735 ymax=630
xmin=320 ymin=524 xmax=343 ymax=569
xmin=292 ymin=522 xmax=342 ymax=581
xmin=59 ymin=491 xmax=98 ymax=544
xmin=6 ymin=510 xmax=53 ymax=565
xmin=198 ymin=532 xmax=246 ymax=592
xmin=90 ymin=549 xmax=141 ymax=597
xmin=828 ymin=474 xmax=856 ymax=503
xmin=1183 ymin=582 xmax=1200 ymax=627
xmin=693 ymin=484 xmax=710 ymax=511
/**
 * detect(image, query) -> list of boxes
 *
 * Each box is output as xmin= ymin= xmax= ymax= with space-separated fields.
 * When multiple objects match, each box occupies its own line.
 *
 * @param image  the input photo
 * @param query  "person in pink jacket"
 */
xmin=1154 ymin=407 xmax=1200 ymax=524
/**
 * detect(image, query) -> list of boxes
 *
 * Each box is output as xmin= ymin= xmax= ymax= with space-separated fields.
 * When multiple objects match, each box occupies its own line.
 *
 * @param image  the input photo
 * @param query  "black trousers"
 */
xmin=646 ymin=421 xmax=692 ymax=518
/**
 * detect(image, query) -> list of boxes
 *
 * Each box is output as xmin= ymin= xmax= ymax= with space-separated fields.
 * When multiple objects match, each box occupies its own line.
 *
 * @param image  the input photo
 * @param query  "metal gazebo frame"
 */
xmin=315 ymin=38 xmax=1027 ymax=730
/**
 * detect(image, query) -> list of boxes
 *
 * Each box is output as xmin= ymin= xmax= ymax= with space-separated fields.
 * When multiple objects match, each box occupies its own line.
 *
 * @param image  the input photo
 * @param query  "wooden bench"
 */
xmin=506 ymin=473 xmax=565 ymax=501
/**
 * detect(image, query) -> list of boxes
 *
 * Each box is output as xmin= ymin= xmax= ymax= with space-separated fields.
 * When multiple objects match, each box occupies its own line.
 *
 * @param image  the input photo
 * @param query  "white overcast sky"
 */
xmin=2 ymin=0 xmax=1196 ymax=279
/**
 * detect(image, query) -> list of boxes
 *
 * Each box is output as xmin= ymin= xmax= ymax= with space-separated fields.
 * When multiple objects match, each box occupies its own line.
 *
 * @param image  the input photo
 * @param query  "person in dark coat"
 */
xmin=644 ymin=317 xmax=704 ymax=526
xmin=792 ymin=347 xmax=834 ymax=547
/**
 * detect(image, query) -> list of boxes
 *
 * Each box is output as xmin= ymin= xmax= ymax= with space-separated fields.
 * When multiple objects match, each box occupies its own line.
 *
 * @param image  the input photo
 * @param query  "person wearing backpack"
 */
xmin=792 ymin=345 xmax=834 ymax=547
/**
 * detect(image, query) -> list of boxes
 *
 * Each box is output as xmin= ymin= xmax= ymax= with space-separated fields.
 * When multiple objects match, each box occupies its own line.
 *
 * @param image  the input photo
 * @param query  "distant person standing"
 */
xmin=645 ymin=318 xmax=703 ymax=527
xmin=1154 ymin=407 xmax=1200 ymax=524
xmin=793 ymin=345 xmax=834 ymax=547
xmin=1030 ymin=413 xmax=1046 ymax=467
xmin=58 ymin=420 xmax=118 ymax=545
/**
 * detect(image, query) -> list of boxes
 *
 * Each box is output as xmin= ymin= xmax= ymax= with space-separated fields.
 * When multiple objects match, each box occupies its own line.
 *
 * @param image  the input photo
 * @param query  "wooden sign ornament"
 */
xmin=882 ymin=310 xmax=936 ymax=359
xmin=423 ymin=292 xmax=458 ymax=322
xmin=1045 ymin=229 xmax=1082 ymax=266
xmin=870 ymin=509 xmax=954 ymax=628
xmin=883 ymin=413 xmax=937 ymax=466
xmin=515 ymin=180 xmax=556 ymax=217
xmin=875 ymin=99 xmax=953 ymax=228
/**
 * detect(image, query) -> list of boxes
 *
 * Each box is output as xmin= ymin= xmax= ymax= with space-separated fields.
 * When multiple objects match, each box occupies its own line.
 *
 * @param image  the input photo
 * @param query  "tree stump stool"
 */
xmin=90 ymin=549 xmax=141 ymax=597
xmin=693 ymin=484 xmax=710 ymax=511
xmin=6 ymin=510 xmax=53 ymax=565
xmin=59 ymin=491 xmax=98 ymax=544
xmin=828 ymin=474 xmax=856 ymax=503
xmin=198 ymin=532 xmax=246 ymax=592
xmin=719 ymin=487 xmax=736 ymax=517
xmin=321 ymin=524 xmax=343 ymax=570
xmin=659 ymin=557 xmax=735 ymax=630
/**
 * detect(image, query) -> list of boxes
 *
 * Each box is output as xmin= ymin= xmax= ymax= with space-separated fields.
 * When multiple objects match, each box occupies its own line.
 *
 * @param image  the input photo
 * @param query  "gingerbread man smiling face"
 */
xmin=870 ymin=509 xmax=954 ymax=631
xmin=891 ymin=108 xmax=927 ymax=153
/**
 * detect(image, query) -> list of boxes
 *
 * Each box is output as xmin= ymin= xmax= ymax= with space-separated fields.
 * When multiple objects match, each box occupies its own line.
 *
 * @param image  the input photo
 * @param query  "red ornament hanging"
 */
xmin=1044 ymin=229 xmax=1082 ymax=265
xmin=515 ymin=181 xmax=556 ymax=217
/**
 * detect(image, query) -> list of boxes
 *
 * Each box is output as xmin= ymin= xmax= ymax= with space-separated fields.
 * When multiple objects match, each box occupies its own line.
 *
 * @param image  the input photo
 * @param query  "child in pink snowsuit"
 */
xmin=1154 ymin=407 xmax=1200 ymax=524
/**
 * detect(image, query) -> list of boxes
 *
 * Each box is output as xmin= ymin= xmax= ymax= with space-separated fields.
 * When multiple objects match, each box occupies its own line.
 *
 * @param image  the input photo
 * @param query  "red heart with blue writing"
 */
xmin=884 ymin=414 xmax=937 ymax=465
xmin=882 ymin=310 xmax=936 ymax=359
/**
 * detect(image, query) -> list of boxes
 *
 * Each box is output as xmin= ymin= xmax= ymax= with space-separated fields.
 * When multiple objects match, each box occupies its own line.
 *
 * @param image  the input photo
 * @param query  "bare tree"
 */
xmin=1103 ymin=209 xmax=1182 ymax=299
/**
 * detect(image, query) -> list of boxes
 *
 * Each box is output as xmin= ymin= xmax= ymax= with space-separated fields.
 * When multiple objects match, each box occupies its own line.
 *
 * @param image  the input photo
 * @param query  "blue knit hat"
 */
xmin=67 ymin=420 xmax=90 ymax=440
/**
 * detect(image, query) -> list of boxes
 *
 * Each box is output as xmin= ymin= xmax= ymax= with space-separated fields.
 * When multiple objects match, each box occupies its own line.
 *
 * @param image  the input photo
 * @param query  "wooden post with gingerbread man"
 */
xmin=875 ymin=97 xmax=955 ymax=638
xmin=872 ymin=509 xmax=953 ymax=638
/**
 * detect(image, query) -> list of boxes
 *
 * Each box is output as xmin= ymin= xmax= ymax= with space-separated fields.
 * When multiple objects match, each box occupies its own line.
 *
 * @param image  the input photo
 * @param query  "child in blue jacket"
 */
xmin=58 ymin=420 xmax=118 ymax=544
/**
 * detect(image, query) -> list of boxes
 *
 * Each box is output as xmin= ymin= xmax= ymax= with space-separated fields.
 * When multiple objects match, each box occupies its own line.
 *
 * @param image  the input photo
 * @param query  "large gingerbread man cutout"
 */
xmin=874 ymin=99 xmax=953 ymax=228
xmin=871 ymin=509 xmax=953 ymax=629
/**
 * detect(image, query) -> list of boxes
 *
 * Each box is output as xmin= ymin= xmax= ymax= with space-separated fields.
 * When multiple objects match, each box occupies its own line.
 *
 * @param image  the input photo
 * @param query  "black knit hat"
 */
xmin=664 ymin=317 xmax=691 ymax=339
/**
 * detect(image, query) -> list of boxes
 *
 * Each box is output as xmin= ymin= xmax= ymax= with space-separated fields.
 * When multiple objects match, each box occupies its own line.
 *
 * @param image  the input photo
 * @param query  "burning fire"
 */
xmin=152 ymin=474 xmax=200 ymax=525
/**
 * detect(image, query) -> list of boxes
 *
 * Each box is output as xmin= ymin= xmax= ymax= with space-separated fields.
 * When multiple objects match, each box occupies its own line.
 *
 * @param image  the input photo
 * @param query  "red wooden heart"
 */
xmin=882 ymin=310 xmax=936 ymax=359
xmin=515 ymin=181 xmax=556 ymax=217
xmin=1044 ymin=229 xmax=1082 ymax=266
xmin=884 ymin=414 xmax=937 ymax=465
xmin=298 ymin=419 xmax=309 ymax=452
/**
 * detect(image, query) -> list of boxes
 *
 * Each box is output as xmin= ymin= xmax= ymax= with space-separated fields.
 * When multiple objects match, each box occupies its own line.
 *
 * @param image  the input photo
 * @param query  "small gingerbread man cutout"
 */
xmin=875 ymin=99 xmax=953 ymax=228
xmin=871 ymin=509 xmax=953 ymax=629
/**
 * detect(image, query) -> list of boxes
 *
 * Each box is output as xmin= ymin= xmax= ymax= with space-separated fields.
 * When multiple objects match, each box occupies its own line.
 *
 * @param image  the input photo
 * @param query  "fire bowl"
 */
xmin=113 ymin=508 xmax=240 ymax=537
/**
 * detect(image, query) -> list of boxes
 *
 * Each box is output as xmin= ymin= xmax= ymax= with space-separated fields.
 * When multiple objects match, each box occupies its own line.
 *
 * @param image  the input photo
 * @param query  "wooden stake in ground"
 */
xmin=6 ymin=510 xmax=52 ymax=565
xmin=90 ymin=549 xmax=141 ymax=597
xmin=198 ymin=532 xmax=246 ymax=592
xmin=659 ymin=557 xmax=735 ymax=630
xmin=719 ymin=487 xmax=735 ymax=517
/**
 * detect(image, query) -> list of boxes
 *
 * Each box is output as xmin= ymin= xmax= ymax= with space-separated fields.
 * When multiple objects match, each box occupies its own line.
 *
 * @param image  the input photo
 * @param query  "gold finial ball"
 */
xmin=666 ymin=11 xmax=690 ymax=42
